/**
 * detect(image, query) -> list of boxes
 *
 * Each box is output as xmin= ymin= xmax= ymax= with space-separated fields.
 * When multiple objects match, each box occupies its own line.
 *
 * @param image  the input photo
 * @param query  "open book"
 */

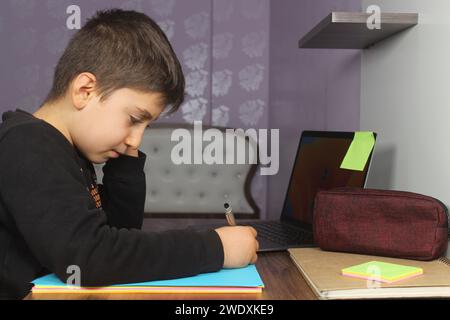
xmin=32 ymin=265 xmax=264 ymax=294
xmin=288 ymin=248 xmax=450 ymax=299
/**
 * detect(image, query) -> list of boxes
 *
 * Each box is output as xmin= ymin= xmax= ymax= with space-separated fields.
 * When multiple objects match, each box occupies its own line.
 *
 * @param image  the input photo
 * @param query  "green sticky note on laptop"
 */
xmin=342 ymin=261 xmax=423 ymax=283
xmin=340 ymin=131 xmax=375 ymax=171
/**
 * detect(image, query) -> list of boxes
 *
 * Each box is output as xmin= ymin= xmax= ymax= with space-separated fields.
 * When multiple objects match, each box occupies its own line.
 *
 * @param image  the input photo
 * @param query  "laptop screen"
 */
xmin=280 ymin=131 xmax=376 ymax=230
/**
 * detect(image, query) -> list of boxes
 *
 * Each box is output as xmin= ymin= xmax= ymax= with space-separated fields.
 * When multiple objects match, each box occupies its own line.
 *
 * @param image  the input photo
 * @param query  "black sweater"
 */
xmin=0 ymin=109 xmax=224 ymax=300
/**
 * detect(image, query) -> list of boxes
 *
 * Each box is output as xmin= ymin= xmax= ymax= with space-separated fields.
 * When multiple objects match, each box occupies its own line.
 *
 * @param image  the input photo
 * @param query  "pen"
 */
xmin=224 ymin=203 xmax=237 ymax=226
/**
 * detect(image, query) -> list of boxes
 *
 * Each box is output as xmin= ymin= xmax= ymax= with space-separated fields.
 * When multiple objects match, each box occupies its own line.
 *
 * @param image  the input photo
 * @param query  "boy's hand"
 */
xmin=214 ymin=226 xmax=259 ymax=268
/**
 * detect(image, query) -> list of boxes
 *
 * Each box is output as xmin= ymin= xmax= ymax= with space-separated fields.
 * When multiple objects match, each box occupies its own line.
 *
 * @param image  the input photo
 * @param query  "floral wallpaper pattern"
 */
xmin=0 ymin=0 xmax=270 ymax=218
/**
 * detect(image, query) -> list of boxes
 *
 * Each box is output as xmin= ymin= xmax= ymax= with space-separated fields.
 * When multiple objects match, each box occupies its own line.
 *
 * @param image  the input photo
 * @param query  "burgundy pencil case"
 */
xmin=313 ymin=188 xmax=448 ymax=261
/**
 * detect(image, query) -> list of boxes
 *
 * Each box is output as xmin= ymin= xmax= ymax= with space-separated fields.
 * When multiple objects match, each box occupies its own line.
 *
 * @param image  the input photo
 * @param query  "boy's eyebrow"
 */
xmin=135 ymin=107 xmax=159 ymax=121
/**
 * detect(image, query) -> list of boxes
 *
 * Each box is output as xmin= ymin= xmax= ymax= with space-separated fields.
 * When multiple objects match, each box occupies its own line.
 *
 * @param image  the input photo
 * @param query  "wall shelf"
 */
xmin=298 ymin=12 xmax=418 ymax=49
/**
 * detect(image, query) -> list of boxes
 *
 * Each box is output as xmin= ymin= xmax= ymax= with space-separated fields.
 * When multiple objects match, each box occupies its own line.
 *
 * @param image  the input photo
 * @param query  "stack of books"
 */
xmin=32 ymin=265 xmax=264 ymax=294
xmin=288 ymin=247 xmax=450 ymax=299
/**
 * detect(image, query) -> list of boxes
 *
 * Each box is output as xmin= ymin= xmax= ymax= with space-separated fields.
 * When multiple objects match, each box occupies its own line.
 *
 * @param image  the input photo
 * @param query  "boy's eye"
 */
xmin=129 ymin=116 xmax=143 ymax=125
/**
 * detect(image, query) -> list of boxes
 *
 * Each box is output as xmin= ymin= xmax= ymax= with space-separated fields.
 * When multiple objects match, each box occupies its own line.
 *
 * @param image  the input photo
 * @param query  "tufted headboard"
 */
xmin=94 ymin=124 xmax=259 ymax=219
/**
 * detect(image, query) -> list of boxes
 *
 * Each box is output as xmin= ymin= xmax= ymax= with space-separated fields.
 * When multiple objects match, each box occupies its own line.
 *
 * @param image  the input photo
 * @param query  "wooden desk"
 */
xmin=25 ymin=218 xmax=318 ymax=300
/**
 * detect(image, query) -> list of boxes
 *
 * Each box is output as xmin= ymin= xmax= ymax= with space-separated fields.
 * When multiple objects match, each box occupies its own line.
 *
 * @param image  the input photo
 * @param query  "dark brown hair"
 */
xmin=45 ymin=9 xmax=185 ymax=113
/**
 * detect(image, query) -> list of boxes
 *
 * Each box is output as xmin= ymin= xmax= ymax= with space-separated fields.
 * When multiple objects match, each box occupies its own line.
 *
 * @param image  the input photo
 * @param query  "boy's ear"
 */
xmin=71 ymin=72 xmax=98 ymax=110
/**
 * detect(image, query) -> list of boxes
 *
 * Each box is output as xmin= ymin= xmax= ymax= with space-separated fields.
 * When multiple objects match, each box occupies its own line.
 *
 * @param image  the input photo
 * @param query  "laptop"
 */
xmin=246 ymin=131 xmax=377 ymax=252
xmin=193 ymin=131 xmax=377 ymax=252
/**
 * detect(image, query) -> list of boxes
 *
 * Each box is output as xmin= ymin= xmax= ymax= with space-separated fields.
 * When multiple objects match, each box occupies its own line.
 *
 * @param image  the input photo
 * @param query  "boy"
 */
xmin=0 ymin=9 xmax=258 ymax=300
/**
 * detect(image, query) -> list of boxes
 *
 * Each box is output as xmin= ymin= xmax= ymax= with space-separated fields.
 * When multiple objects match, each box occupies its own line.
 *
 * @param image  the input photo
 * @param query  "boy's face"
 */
xmin=71 ymin=88 xmax=165 ymax=164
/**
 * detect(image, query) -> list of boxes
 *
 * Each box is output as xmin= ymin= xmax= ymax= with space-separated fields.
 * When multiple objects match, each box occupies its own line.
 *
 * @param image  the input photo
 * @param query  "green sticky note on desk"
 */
xmin=342 ymin=261 xmax=423 ymax=283
xmin=340 ymin=131 xmax=375 ymax=171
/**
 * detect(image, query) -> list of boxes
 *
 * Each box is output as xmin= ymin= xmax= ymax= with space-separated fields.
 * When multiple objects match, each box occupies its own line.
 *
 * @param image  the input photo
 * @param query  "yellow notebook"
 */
xmin=288 ymin=248 xmax=450 ymax=299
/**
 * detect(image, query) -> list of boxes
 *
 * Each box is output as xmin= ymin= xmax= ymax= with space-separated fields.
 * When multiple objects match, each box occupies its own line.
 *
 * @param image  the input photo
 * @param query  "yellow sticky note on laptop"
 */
xmin=342 ymin=261 xmax=423 ymax=284
xmin=340 ymin=131 xmax=375 ymax=171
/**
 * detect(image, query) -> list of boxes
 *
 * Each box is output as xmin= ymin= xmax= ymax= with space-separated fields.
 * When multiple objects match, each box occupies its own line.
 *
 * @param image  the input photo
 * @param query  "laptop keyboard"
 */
xmin=244 ymin=221 xmax=314 ymax=245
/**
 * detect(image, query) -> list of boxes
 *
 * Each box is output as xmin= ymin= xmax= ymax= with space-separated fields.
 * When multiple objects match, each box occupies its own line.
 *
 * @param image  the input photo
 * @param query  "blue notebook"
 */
xmin=32 ymin=265 xmax=264 ymax=294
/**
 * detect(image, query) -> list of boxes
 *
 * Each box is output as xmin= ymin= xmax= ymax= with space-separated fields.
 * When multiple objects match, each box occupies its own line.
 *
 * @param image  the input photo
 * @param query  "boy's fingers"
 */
xmin=251 ymin=253 xmax=258 ymax=264
xmin=255 ymin=240 xmax=259 ymax=252
xmin=248 ymin=227 xmax=257 ymax=238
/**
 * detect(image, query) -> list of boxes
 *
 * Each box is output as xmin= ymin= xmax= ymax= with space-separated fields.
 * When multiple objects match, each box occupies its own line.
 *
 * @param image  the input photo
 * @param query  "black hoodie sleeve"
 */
xmin=97 ymin=150 xmax=147 ymax=230
xmin=0 ymin=125 xmax=224 ymax=286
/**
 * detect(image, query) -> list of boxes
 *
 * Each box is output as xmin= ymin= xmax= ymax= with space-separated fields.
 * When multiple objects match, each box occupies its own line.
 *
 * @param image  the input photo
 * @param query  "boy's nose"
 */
xmin=125 ymin=136 xmax=141 ymax=150
xmin=125 ymin=128 xmax=145 ymax=149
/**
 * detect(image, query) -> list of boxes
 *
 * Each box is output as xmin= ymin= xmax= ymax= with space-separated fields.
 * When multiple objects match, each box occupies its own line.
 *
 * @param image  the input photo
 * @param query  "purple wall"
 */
xmin=0 ymin=0 xmax=271 ymax=218
xmin=211 ymin=0 xmax=270 ymax=219
xmin=0 ymin=0 xmax=214 ymax=123
xmin=0 ymin=0 xmax=362 ymax=220
xmin=267 ymin=0 xmax=362 ymax=219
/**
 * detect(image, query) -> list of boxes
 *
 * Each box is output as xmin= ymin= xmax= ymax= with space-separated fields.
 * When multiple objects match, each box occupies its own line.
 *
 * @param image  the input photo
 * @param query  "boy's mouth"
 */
xmin=110 ymin=150 xmax=120 ymax=158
